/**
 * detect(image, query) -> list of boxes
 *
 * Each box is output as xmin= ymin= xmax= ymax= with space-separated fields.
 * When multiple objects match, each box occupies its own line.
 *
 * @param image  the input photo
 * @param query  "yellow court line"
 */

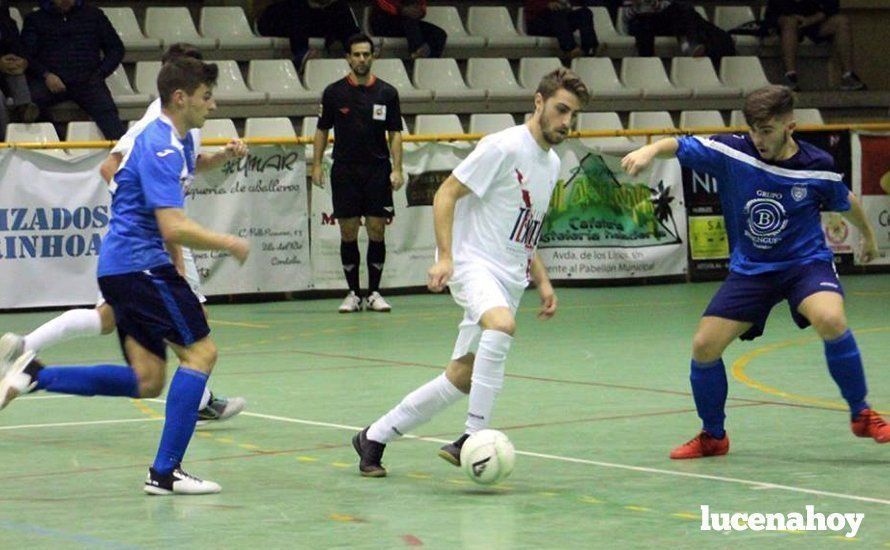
xmin=208 ymin=319 xmax=271 ymax=329
xmin=731 ymin=326 xmax=890 ymax=411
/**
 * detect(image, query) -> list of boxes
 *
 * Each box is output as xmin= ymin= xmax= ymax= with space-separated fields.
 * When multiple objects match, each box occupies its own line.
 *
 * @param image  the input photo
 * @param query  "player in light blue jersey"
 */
xmin=621 ymin=85 xmax=884 ymax=459
xmin=0 ymin=57 xmax=250 ymax=494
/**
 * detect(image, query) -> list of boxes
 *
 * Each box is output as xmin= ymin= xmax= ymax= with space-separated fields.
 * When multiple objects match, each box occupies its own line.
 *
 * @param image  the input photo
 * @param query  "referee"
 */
xmin=312 ymin=33 xmax=404 ymax=313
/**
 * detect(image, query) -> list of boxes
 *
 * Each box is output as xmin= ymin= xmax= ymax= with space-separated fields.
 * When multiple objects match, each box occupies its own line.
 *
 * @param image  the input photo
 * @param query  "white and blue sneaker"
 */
xmin=0 ymin=350 xmax=37 ymax=410
xmin=144 ymin=465 xmax=221 ymax=495
xmin=197 ymin=394 xmax=247 ymax=425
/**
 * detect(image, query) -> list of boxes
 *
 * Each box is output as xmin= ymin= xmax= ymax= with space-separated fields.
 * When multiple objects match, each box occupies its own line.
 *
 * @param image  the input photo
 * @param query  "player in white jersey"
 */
xmin=352 ymin=68 xmax=589 ymax=476
xmin=0 ymin=44 xmax=248 ymax=423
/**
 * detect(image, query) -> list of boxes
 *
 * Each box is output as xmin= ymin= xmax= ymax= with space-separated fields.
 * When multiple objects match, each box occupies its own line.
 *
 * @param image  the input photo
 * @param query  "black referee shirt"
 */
xmin=318 ymin=73 xmax=402 ymax=164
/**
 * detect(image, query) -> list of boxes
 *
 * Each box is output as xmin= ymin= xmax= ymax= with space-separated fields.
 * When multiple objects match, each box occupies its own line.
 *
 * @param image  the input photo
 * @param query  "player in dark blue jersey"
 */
xmin=622 ymin=85 xmax=883 ymax=459
xmin=0 ymin=57 xmax=250 ymax=493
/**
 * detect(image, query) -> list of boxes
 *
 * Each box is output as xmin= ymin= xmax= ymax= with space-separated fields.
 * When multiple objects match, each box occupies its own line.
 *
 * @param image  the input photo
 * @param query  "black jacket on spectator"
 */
xmin=0 ymin=0 xmax=23 ymax=57
xmin=764 ymin=0 xmax=840 ymax=27
xmin=21 ymin=0 xmax=124 ymax=85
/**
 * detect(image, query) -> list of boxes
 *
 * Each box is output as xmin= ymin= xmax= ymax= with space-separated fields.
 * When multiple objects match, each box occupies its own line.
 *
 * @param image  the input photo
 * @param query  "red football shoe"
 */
xmin=851 ymin=409 xmax=890 ymax=443
xmin=670 ymin=430 xmax=730 ymax=459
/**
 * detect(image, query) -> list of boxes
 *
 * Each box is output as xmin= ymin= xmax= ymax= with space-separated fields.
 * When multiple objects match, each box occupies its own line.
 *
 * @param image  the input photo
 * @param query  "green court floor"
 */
xmin=1 ymin=275 xmax=889 ymax=549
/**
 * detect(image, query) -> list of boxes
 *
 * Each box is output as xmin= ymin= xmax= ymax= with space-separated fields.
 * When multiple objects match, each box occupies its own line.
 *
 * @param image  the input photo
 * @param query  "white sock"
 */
xmin=367 ymin=373 xmax=463 ymax=444
xmin=466 ymin=330 xmax=512 ymax=433
xmin=198 ymin=387 xmax=212 ymax=410
xmin=24 ymin=308 xmax=103 ymax=352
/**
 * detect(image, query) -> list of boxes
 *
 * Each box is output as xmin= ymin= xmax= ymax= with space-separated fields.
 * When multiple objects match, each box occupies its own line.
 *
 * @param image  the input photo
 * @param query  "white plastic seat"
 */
xmin=424 ymin=6 xmax=486 ymax=49
xmin=66 ymin=121 xmax=106 ymax=141
xmin=571 ymin=57 xmax=641 ymax=99
xmin=213 ymin=60 xmax=267 ymax=104
xmin=101 ymin=7 xmax=161 ymax=51
xmin=671 ymin=57 xmax=742 ymax=99
xmin=200 ymin=118 xmax=238 ymax=154
xmin=144 ymin=7 xmax=217 ymax=49
xmin=621 ymin=57 xmax=692 ymax=99
xmin=516 ymin=8 xmax=557 ymax=48
xmin=106 ymin=65 xmax=152 ymax=107
xmin=248 ymin=59 xmax=315 ymax=104
xmin=518 ymin=57 xmax=563 ymax=90
xmin=245 ymin=117 xmax=297 ymax=139
xmin=714 ymin=6 xmax=760 ymax=47
xmin=720 ymin=56 xmax=772 ymax=95
xmin=200 ymin=7 xmax=273 ymax=49
xmin=466 ymin=58 xmax=527 ymax=101
xmin=361 ymin=7 xmax=409 ymax=54
xmin=372 ymin=59 xmax=433 ymax=102
xmin=679 ymin=110 xmax=727 ymax=129
xmin=590 ymin=7 xmax=635 ymax=49
xmin=6 ymin=123 xmax=60 ymax=143
xmin=413 ymin=58 xmax=485 ymax=102
xmin=414 ymin=114 xmax=464 ymax=136
xmin=469 ymin=113 xmax=515 ymax=134
xmin=628 ymin=111 xmax=676 ymax=144
xmin=576 ymin=112 xmax=635 ymax=152
xmin=467 ymin=7 xmax=538 ymax=48
xmin=134 ymin=61 xmax=162 ymax=97
xmin=303 ymin=59 xmax=350 ymax=93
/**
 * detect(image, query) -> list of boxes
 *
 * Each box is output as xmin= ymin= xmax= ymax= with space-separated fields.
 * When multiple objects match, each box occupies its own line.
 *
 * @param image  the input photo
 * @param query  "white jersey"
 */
xmin=451 ymin=124 xmax=561 ymax=289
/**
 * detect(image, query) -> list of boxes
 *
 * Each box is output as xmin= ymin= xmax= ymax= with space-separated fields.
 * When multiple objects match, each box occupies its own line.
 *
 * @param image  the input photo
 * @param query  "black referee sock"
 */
xmin=340 ymin=240 xmax=361 ymax=294
xmin=367 ymin=240 xmax=386 ymax=293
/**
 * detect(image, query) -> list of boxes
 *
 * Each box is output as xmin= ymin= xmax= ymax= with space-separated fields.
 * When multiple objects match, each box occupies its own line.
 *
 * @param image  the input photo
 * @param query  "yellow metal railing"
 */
xmin=3 ymin=122 xmax=890 ymax=149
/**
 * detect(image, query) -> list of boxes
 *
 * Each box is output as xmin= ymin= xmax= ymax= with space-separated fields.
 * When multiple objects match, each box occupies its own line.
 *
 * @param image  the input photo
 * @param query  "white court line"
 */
xmin=18 ymin=395 xmax=74 ymax=401
xmin=0 ymin=417 xmax=161 ymax=431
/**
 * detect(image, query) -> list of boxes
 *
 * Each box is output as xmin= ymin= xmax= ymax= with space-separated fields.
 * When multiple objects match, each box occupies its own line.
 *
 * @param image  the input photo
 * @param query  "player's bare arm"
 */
xmin=311 ymin=128 xmax=330 ymax=188
xmin=389 ymin=130 xmax=404 ymax=191
xmin=427 ymin=175 xmax=472 ymax=292
xmin=621 ymin=137 xmax=680 ymax=176
xmin=100 ymin=152 xmax=123 ymax=184
xmin=155 ymin=208 xmax=250 ymax=264
xmin=530 ymin=253 xmax=557 ymax=320
xmin=842 ymin=192 xmax=879 ymax=263
xmin=195 ymin=138 xmax=249 ymax=172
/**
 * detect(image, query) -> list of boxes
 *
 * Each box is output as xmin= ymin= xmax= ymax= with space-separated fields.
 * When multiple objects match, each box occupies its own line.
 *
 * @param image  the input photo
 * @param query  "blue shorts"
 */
xmin=98 ymin=264 xmax=210 ymax=361
xmin=703 ymin=260 xmax=844 ymax=341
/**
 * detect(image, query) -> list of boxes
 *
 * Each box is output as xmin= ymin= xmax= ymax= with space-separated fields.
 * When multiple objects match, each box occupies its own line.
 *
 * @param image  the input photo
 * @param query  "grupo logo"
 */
xmin=0 ymin=206 xmax=109 ymax=259
xmin=744 ymin=198 xmax=788 ymax=249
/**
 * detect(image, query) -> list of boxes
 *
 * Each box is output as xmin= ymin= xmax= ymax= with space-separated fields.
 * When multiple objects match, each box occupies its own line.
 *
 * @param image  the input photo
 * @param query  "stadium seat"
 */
xmin=794 ymin=108 xmax=825 ymax=125
xmin=200 ymin=7 xmax=273 ymax=49
xmin=371 ymin=59 xmax=433 ymax=102
xmin=101 ymin=7 xmax=162 ymax=51
xmin=66 ymin=121 xmax=106 ymax=141
xmin=361 ymin=7 xmax=408 ymax=55
xmin=466 ymin=58 xmax=527 ymax=101
xmin=515 ymin=8 xmax=557 ymax=49
xmin=200 ymin=118 xmax=238 ymax=154
xmin=576 ymin=112 xmax=636 ymax=152
xmin=590 ymin=7 xmax=635 ymax=50
xmin=621 ymin=57 xmax=692 ymax=99
xmin=571 ymin=57 xmax=641 ymax=99
xmin=413 ymin=58 xmax=485 ymax=102
xmin=303 ymin=59 xmax=350 ymax=93
xmin=628 ymin=111 xmax=676 ymax=143
xmin=106 ymin=65 xmax=152 ymax=107
xmin=245 ymin=117 xmax=297 ymax=139
xmin=6 ymin=123 xmax=60 ymax=143
xmin=679 ymin=110 xmax=727 ymax=129
xmin=414 ymin=114 xmax=464 ymax=135
xmin=213 ymin=60 xmax=267 ymax=104
xmin=144 ymin=7 xmax=217 ymax=49
xmin=670 ymin=58 xmax=742 ymax=99
xmin=720 ymin=56 xmax=772 ymax=95
xmin=616 ymin=8 xmax=675 ymax=51
xmin=248 ymin=60 xmax=316 ymax=104
xmin=518 ymin=57 xmax=563 ymax=90
xmin=467 ymin=7 xmax=538 ymax=48
xmin=469 ymin=113 xmax=516 ymax=134
xmin=134 ymin=61 xmax=162 ymax=97
xmin=424 ymin=6 xmax=486 ymax=50
xmin=714 ymin=6 xmax=760 ymax=47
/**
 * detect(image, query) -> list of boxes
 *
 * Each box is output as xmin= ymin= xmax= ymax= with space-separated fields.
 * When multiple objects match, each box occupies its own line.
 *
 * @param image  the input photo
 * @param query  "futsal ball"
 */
xmin=460 ymin=429 xmax=516 ymax=485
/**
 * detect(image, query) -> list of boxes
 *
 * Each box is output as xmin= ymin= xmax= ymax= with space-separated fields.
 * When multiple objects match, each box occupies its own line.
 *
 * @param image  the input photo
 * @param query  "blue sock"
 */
xmin=690 ymin=358 xmax=727 ymax=439
xmin=152 ymin=367 xmax=208 ymax=475
xmin=824 ymin=330 xmax=869 ymax=419
xmin=35 ymin=365 xmax=139 ymax=398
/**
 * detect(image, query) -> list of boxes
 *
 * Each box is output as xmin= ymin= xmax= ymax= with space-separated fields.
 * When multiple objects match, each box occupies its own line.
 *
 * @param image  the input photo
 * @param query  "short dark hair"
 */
xmin=158 ymin=57 xmax=219 ymax=107
xmin=536 ymin=67 xmax=590 ymax=106
xmin=161 ymin=43 xmax=203 ymax=64
xmin=345 ymin=33 xmax=374 ymax=54
xmin=743 ymin=85 xmax=795 ymax=127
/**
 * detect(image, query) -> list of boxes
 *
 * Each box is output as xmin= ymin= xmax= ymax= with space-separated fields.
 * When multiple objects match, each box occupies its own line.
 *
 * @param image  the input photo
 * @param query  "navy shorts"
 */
xmin=703 ymin=260 xmax=844 ymax=341
xmin=98 ymin=264 xmax=210 ymax=361
xmin=330 ymin=161 xmax=394 ymax=219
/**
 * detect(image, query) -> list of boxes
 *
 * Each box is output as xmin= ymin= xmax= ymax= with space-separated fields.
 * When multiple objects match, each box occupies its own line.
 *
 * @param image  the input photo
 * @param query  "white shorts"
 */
xmin=447 ymin=266 xmax=523 ymax=360
xmin=95 ymin=246 xmax=205 ymax=305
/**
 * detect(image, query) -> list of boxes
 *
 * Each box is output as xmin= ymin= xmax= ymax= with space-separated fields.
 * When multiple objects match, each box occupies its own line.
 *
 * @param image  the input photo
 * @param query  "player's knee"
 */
xmin=487 ymin=319 xmax=516 ymax=336
xmin=135 ymin=369 xmax=165 ymax=398
xmin=811 ymin=312 xmax=848 ymax=340
xmin=97 ymin=305 xmax=116 ymax=334
xmin=691 ymin=332 xmax=723 ymax=362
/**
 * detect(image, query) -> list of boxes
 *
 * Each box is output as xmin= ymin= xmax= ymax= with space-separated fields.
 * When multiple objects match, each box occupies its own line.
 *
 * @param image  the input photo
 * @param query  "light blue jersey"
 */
xmin=677 ymin=134 xmax=850 ymax=275
xmin=98 ymin=115 xmax=196 ymax=276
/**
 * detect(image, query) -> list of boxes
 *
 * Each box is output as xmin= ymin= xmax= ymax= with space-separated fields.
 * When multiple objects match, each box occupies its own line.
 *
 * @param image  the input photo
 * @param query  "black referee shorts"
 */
xmin=330 ymin=161 xmax=395 ymax=219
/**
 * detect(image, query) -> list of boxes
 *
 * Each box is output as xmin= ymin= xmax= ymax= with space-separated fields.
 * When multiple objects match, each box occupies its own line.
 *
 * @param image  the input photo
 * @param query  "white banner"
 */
xmin=188 ymin=145 xmax=311 ymax=294
xmin=851 ymin=132 xmax=890 ymax=265
xmin=0 ymin=149 xmax=108 ymax=308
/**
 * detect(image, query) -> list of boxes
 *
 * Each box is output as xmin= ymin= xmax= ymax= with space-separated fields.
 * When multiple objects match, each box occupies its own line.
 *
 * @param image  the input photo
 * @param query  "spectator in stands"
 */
xmin=622 ymin=0 xmax=735 ymax=65
xmin=21 ymin=0 xmax=125 ymax=140
xmin=369 ymin=0 xmax=447 ymax=60
xmin=764 ymin=0 xmax=866 ymax=91
xmin=524 ymin=0 xmax=599 ymax=60
xmin=256 ymin=0 xmax=361 ymax=74
xmin=0 ymin=0 xmax=38 ymax=140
